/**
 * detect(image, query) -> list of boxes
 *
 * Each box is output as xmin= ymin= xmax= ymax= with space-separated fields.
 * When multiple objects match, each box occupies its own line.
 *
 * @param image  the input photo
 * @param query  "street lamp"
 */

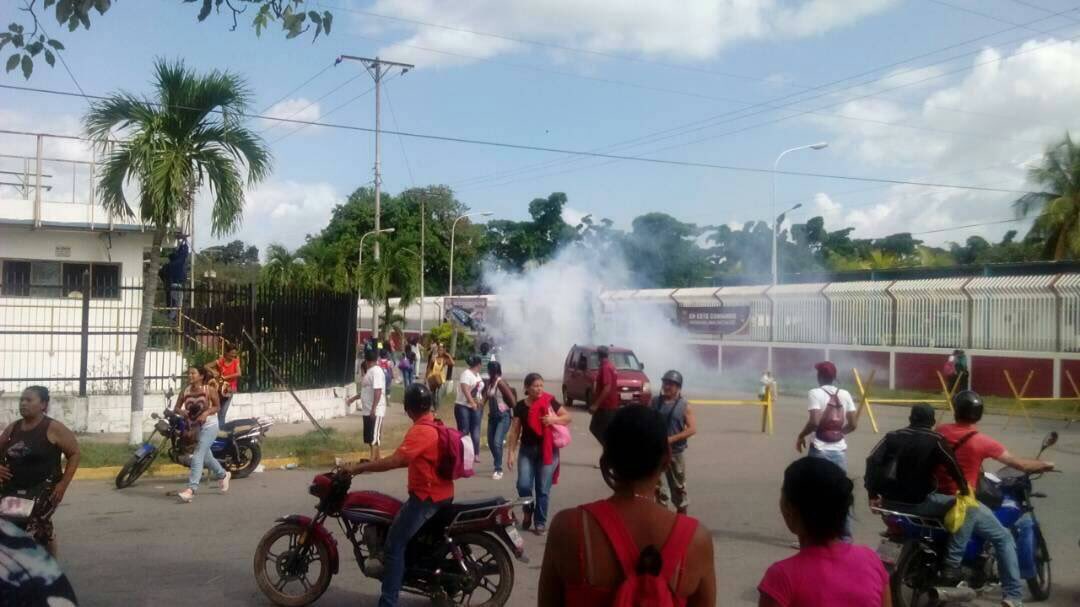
xmin=448 ymin=212 xmax=493 ymax=299
xmin=771 ymin=142 xmax=827 ymax=285
xmin=448 ymin=211 xmax=493 ymax=357
xmin=357 ymin=227 xmax=395 ymax=361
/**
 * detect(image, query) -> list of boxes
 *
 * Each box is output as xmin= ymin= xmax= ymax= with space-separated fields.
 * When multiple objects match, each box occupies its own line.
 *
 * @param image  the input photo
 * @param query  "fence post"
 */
xmin=78 ymin=271 xmax=91 ymax=396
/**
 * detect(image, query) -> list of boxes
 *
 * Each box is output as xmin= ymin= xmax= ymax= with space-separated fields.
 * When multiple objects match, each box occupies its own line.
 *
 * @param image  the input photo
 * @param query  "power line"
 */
xmin=448 ymin=8 xmax=1080 ymax=190
xmin=382 ymin=80 xmax=416 ymax=187
xmin=260 ymin=71 xmax=367 ymax=134
xmin=258 ymin=61 xmax=336 ymax=115
xmin=269 ymin=83 xmax=377 ymax=144
xmin=912 ymin=217 xmax=1022 ymax=236
xmin=926 ymin=0 xmax=1057 ymax=33
xmin=0 ymin=84 xmax=1039 ymax=196
xmin=455 ymin=27 xmax=1080 ymax=192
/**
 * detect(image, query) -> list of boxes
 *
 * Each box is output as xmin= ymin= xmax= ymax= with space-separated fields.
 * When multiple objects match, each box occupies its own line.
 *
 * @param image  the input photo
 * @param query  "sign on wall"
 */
xmin=445 ymin=297 xmax=488 ymax=331
xmin=676 ymin=305 xmax=751 ymax=336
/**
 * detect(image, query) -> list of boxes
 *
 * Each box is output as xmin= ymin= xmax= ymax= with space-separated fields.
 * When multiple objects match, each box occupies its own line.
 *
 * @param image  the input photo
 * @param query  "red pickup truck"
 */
xmin=561 ymin=344 xmax=652 ymax=407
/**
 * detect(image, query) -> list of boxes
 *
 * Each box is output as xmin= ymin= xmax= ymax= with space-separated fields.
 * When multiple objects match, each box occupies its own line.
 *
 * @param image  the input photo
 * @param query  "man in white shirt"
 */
xmin=349 ymin=350 xmax=387 ymax=460
xmin=795 ymin=360 xmax=858 ymax=540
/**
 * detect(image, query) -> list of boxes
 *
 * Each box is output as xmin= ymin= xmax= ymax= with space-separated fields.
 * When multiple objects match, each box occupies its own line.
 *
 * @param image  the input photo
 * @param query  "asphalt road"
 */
xmin=53 ymin=396 xmax=1080 ymax=606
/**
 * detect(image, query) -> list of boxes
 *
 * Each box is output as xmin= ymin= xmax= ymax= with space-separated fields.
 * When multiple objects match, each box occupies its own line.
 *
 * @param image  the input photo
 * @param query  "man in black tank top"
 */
xmin=0 ymin=386 xmax=81 ymax=554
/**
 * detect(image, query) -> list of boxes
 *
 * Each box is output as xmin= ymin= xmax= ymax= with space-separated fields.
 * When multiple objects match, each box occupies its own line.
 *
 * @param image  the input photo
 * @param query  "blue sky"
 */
xmin=4 ymin=0 xmax=1080 ymax=253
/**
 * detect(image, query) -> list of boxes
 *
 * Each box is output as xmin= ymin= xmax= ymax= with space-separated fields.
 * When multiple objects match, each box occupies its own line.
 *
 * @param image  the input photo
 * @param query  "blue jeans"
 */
xmin=188 ymin=422 xmax=227 ymax=491
xmin=454 ymin=404 xmax=482 ymax=459
xmin=217 ymin=395 xmax=232 ymax=426
xmin=808 ymin=445 xmax=852 ymax=541
xmin=487 ymin=410 xmax=511 ymax=473
xmin=401 ymin=368 xmax=415 ymax=386
xmin=516 ymin=445 xmax=558 ymax=527
xmin=380 ymin=495 xmax=444 ymax=607
xmin=935 ymin=493 xmax=1023 ymax=600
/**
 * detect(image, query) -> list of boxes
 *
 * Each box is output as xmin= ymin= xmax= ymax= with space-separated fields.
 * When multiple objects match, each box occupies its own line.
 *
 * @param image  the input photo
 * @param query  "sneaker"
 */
xmin=218 ymin=471 xmax=231 ymax=493
xmin=532 ymin=525 xmax=547 ymax=535
xmin=522 ymin=509 xmax=533 ymax=531
xmin=1001 ymin=600 xmax=1023 ymax=607
xmin=177 ymin=488 xmax=194 ymax=503
xmin=492 ymin=471 xmax=503 ymax=480
xmin=474 ymin=456 xmax=481 ymax=464
xmin=939 ymin=566 xmax=963 ymax=587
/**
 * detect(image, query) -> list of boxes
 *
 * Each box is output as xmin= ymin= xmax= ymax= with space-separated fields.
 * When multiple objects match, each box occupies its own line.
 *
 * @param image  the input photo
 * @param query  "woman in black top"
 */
xmin=0 ymin=386 xmax=81 ymax=554
xmin=506 ymin=373 xmax=571 ymax=534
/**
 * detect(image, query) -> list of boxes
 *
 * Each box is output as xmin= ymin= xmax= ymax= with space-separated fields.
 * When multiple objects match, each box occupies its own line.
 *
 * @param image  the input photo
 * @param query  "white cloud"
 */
xmin=196 ymin=180 xmax=344 ymax=252
xmin=260 ymin=98 xmax=322 ymax=132
xmin=366 ymin=0 xmax=898 ymax=67
xmin=809 ymin=37 xmax=1080 ymax=244
xmin=561 ymin=205 xmax=587 ymax=227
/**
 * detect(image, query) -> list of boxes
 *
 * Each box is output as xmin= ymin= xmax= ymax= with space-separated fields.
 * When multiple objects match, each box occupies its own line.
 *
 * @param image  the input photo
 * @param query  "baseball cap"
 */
xmin=814 ymin=361 xmax=837 ymax=381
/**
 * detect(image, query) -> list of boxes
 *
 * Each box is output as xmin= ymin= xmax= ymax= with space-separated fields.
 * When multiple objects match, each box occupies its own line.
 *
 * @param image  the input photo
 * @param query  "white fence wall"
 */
xmin=890 ymin=278 xmax=969 ymax=348
xmin=1057 ymin=274 xmax=1080 ymax=353
xmin=968 ymin=276 xmax=1057 ymax=352
xmin=769 ymin=283 xmax=829 ymax=344
xmin=824 ymin=281 xmax=892 ymax=346
xmin=715 ymin=285 xmax=771 ymax=341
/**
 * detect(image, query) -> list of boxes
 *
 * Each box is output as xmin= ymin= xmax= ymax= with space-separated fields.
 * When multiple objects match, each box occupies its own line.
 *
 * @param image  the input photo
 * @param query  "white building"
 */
xmin=0 ymin=131 xmax=183 ymax=394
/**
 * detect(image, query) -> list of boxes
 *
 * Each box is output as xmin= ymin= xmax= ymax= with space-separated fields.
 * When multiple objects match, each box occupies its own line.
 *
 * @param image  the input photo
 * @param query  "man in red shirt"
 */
xmin=932 ymin=391 xmax=1053 ymax=606
xmin=343 ymin=383 xmax=453 ymax=607
xmin=588 ymin=346 xmax=620 ymax=447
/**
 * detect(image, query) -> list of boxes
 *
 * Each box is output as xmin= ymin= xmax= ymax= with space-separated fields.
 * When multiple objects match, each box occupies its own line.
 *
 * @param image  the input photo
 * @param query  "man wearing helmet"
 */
xmin=342 ymin=383 xmax=454 ymax=607
xmin=652 ymin=369 xmax=696 ymax=514
xmin=933 ymin=390 xmax=1054 ymax=607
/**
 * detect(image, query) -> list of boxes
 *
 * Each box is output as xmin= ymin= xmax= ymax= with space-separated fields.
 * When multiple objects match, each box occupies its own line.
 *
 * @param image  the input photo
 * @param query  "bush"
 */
xmin=426 ymin=322 xmax=474 ymax=355
xmin=186 ymin=347 xmax=219 ymax=371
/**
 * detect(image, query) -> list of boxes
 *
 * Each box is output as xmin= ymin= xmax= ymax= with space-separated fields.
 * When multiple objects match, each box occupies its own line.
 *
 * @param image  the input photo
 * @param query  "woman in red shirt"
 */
xmin=206 ymin=344 xmax=241 ymax=426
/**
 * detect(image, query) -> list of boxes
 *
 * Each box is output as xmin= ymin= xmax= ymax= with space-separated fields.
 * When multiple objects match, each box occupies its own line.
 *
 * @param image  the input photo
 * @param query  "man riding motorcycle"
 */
xmin=341 ymin=383 xmax=453 ymax=607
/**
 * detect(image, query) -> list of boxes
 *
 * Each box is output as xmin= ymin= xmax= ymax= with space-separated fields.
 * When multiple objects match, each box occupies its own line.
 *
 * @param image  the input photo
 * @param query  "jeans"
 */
xmin=942 ymin=494 xmax=1023 ymax=600
xmin=217 ymin=395 xmax=232 ymax=426
xmin=487 ymin=410 xmax=512 ymax=473
xmin=188 ymin=422 xmax=227 ymax=491
xmin=454 ymin=404 xmax=482 ymax=459
xmin=380 ymin=495 xmax=444 ymax=607
xmin=516 ymin=445 xmax=558 ymax=527
xmin=808 ymin=445 xmax=852 ymax=541
xmin=401 ymin=368 xmax=415 ymax=387
xmin=168 ymin=284 xmax=184 ymax=322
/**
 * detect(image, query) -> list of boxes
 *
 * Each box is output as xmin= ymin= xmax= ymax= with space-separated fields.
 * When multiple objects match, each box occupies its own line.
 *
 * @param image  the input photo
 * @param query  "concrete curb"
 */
xmin=73 ymin=451 xmax=371 ymax=482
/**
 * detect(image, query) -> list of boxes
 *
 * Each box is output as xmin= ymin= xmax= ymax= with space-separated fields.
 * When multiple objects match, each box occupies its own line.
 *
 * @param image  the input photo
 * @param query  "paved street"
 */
xmin=54 ymin=396 xmax=1080 ymax=606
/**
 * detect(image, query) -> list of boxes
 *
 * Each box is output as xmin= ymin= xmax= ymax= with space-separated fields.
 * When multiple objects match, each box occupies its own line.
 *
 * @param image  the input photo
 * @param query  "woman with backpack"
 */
xmin=758 ymin=457 xmax=890 ymax=606
xmin=506 ymin=373 xmax=571 ymax=535
xmin=538 ymin=405 xmax=715 ymax=607
xmin=398 ymin=344 xmax=417 ymax=386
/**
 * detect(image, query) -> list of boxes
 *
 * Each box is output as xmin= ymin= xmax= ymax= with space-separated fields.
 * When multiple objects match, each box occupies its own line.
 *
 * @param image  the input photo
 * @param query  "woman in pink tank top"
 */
xmin=758 ymin=457 xmax=891 ymax=606
xmin=538 ymin=405 xmax=716 ymax=607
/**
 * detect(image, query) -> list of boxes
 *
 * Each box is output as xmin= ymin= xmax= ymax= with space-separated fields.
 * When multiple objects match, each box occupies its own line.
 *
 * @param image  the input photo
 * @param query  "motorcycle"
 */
xmin=253 ymin=469 xmax=530 ymax=606
xmin=115 ymin=389 xmax=273 ymax=489
xmin=873 ymin=431 xmax=1059 ymax=606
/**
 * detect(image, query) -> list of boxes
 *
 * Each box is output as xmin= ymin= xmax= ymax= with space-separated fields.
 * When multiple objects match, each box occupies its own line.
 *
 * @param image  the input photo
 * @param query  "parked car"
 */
xmin=562 ymin=344 xmax=651 ymax=407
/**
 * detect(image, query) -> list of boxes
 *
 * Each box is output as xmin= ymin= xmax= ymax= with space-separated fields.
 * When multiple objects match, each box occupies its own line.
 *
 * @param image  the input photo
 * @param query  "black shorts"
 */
xmin=363 ymin=415 xmax=383 ymax=445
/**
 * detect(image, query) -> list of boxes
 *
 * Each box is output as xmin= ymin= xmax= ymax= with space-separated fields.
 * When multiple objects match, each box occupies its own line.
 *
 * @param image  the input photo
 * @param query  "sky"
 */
xmin=3 ymin=0 xmax=1080 ymax=256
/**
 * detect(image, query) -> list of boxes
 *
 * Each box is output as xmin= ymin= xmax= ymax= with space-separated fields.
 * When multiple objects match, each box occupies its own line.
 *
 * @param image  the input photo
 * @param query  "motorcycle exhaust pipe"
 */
xmin=927 ymin=586 xmax=976 ymax=603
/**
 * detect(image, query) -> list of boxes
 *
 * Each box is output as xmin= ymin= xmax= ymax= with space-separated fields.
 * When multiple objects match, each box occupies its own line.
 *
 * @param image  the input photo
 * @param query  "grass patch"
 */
xmin=79 ymin=441 xmax=140 ymax=469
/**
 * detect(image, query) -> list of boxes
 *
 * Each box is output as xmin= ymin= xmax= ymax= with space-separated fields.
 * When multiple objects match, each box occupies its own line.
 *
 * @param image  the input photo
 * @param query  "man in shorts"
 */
xmin=349 ymin=350 xmax=387 ymax=460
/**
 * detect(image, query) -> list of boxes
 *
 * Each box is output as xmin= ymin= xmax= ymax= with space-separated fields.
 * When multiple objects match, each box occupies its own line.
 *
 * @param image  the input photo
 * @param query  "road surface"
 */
xmin=53 ymin=395 xmax=1080 ymax=606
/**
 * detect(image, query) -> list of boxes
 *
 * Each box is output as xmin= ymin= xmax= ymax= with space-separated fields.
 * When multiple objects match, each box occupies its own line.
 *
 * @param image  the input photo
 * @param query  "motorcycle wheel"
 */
xmin=1027 ymin=528 xmax=1052 ymax=601
xmin=253 ymin=522 xmax=332 ymax=607
xmin=437 ymin=532 xmax=514 ymax=607
xmin=115 ymin=453 xmax=155 ymax=489
xmin=891 ymin=541 xmax=938 ymax=607
xmin=225 ymin=442 xmax=262 ymax=479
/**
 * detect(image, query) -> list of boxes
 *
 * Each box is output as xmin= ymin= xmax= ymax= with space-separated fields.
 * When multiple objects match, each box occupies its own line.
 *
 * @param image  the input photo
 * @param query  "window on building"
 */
xmin=0 ymin=259 xmax=121 ymax=299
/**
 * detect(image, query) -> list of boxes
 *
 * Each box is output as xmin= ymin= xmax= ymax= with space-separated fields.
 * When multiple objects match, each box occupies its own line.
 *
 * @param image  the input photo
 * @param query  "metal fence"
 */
xmin=0 ymin=277 xmax=357 ymax=395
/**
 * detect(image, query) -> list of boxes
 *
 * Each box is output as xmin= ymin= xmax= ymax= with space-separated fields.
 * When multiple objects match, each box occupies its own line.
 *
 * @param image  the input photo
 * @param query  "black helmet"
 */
xmin=661 ymin=370 xmax=683 ymax=387
xmin=404 ymin=383 xmax=434 ymax=413
xmin=953 ymin=390 xmax=984 ymax=423
xmin=466 ymin=354 xmax=482 ymax=368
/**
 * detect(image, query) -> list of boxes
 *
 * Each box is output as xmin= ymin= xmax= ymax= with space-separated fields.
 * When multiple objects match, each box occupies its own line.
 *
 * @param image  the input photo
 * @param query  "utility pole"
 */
xmin=337 ymin=55 xmax=413 ymax=340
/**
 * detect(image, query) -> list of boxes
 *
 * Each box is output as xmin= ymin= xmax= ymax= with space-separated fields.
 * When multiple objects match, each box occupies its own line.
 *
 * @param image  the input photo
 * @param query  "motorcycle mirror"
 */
xmin=1042 ymin=431 xmax=1058 ymax=450
xmin=151 ymin=413 xmax=160 ymax=420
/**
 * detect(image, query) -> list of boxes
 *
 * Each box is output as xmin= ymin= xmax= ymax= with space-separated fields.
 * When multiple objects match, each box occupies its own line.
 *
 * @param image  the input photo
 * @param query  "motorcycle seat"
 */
xmin=443 ymin=497 xmax=507 ymax=514
xmin=422 ymin=497 xmax=508 ymax=531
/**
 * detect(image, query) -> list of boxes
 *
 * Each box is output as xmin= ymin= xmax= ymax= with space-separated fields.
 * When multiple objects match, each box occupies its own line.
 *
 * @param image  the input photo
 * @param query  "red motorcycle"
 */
xmin=253 ymin=470 xmax=530 ymax=606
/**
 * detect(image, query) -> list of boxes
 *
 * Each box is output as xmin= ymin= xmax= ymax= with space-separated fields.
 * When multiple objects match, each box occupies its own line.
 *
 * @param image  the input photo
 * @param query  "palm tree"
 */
xmin=359 ymin=239 xmax=419 ymax=340
xmin=262 ymin=244 xmax=311 ymax=288
xmin=85 ymin=59 xmax=271 ymax=445
xmin=1014 ymin=132 xmax=1080 ymax=260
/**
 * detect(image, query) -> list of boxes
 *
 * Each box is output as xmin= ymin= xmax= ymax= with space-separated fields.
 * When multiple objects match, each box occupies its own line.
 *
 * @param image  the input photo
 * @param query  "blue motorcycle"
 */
xmin=874 ymin=432 xmax=1058 ymax=606
xmin=115 ymin=391 xmax=274 ymax=489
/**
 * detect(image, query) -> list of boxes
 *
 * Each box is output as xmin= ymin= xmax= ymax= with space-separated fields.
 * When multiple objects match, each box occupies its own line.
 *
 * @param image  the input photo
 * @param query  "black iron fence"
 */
xmin=0 ymin=276 xmax=357 ymax=395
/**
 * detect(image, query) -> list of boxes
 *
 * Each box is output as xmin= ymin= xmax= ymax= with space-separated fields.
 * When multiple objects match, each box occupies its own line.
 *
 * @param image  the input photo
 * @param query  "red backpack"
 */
xmin=581 ymin=500 xmax=698 ymax=607
xmin=815 ymin=388 xmax=846 ymax=443
xmin=419 ymin=420 xmax=475 ymax=480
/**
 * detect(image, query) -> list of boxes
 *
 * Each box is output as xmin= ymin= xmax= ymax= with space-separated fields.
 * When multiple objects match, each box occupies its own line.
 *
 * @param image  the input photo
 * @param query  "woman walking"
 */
xmin=758 ymin=457 xmax=890 ymax=606
xmin=485 ymin=361 xmax=515 ymax=480
xmin=174 ymin=367 xmax=230 ymax=503
xmin=506 ymin=373 xmax=571 ymax=535
xmin=398 ymin=344 xmax=417 ymax=386
xmin=454 ymin=355 xmax=485 ymax=463
xmin=0 ymin=386 xmax=81 ymax=555
xmin=538 ymin=405 xmax=715 ymax=606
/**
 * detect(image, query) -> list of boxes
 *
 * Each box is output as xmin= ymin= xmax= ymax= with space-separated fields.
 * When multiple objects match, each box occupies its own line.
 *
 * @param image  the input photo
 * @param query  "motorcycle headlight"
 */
xmin=155 ymin=420 xmax=171 ymax=433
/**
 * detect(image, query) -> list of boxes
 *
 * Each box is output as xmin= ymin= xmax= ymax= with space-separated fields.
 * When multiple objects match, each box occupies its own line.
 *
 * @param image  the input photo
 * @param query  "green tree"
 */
xmin=359 ymin=239 xmax=419 ymax=340
xmin=1014 ymin=132 xmax=1080 ymax=260
xmin=5 ymin=0 xmax=333 ymax=78
xmin=261 ymin=244 xmax=312 ymax=288
xmin=622 ymin=213 xmax=711 ymax=287
xmin=485 ymin=192 xmax=578 ymax=272
xmin=84 ymin=59 xmax=271 ymax=445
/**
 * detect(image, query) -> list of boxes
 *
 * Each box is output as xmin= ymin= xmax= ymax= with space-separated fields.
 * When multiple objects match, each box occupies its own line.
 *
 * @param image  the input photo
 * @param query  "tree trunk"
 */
xmin=129 ymin=224 xmax=167 ymax=445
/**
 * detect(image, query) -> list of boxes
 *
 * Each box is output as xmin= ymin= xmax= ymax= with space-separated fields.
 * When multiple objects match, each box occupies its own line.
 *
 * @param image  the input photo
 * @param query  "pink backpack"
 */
xmin=420 ymin=420 xmax=475 ymax=480
xmin=815 ymin=388 xmax=846 ymax=443
xmin=582 ymin=500 xmax=698 ymax=607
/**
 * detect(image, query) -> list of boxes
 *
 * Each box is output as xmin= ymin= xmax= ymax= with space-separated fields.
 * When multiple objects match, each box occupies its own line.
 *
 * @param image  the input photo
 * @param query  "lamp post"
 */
xmin=771 ymin=142 xmax=827 ymax=286
xmin=400 ymin=247 xmax=423 ymax=348
xmin=357 ymin=227 xmax=394 ymax=373
xmin=448 ymin=211 xmax=493 ymax=356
